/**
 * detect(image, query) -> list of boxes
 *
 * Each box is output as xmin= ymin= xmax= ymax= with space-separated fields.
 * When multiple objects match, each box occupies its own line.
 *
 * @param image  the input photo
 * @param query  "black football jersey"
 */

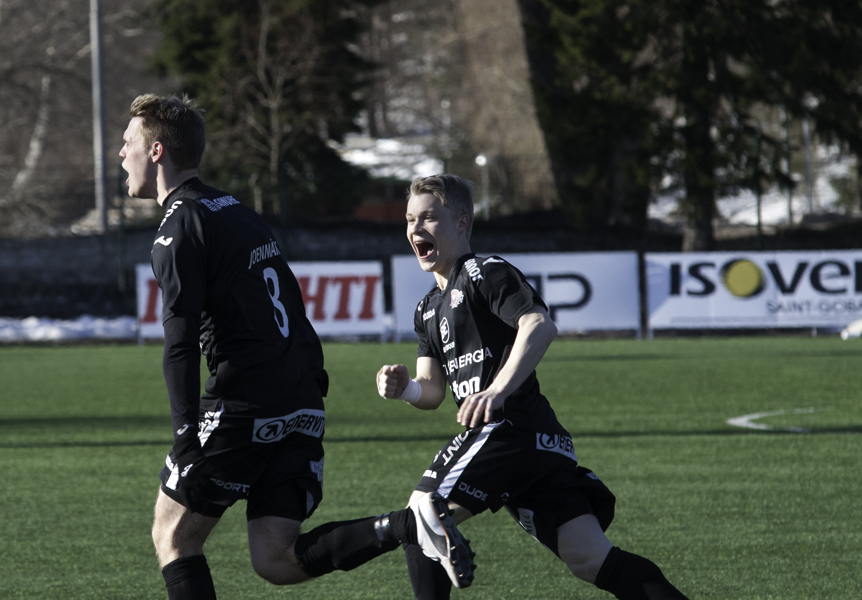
xmin=414 ymin=253 xmax=563 ymax=432
xmin=152 ymin=178 xmax=324 ymax=431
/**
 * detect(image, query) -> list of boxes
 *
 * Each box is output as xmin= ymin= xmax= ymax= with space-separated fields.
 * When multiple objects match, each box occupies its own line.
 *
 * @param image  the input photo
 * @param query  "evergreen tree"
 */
xmin=518 ymin=0 xmax=659 ymax=235
xmin=148 ymin=0 xmax=377 ymax=218
xmin=519 ymin=0 xmax=862 ymax=249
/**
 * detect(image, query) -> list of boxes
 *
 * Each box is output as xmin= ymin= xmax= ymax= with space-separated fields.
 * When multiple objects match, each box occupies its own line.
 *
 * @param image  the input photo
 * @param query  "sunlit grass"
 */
xmin=1 ymin=337 xmax=860 ymax=598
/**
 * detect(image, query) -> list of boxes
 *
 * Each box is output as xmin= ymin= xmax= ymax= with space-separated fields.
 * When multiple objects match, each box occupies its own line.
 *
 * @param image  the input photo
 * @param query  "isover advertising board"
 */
xmin=646 ymin=251 xmax=862 ymax=329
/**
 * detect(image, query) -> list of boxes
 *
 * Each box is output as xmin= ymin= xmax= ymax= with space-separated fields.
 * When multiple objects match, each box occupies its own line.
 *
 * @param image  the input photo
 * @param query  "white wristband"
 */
xmin=399 ymin=378 xmax=422 ymax=405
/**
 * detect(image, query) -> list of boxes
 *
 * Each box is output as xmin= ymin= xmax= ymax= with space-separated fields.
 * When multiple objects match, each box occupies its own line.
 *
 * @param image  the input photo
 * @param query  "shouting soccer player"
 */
xmin=121 ymin=95 xmax=473 ymax=599
xmin=377 ymin=174 xmax=690 ymax=600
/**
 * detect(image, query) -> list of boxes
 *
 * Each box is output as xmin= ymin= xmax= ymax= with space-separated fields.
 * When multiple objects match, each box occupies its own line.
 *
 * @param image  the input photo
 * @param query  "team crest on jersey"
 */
xmin=450 ymin=288 xmax=464 ymax=308
xmin=440 ymin=318 xmax=450 ymax=343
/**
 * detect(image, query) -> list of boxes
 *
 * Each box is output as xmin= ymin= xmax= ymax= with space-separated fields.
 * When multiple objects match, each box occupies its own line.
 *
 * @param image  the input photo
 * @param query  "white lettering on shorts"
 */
xmin=437 ymin=422 xmax=501 ymax=498
xmin=210 ymin=478 xmax=251 ymax=494
xmin=253 ymin=409 xmax=326 ymax=443
xmin=164 ymin=455 xmax=179 ymax=490
xmin=518 ymin=508 xmax=538 ymax=538
xmin=199 ymin=405 xmax=224 ymax=447
xmin=440 ymin=431 xmax=471 ymax=466
xmin=310 ymin=458 xmax=324 ymax=482
xmin=536 ymin=433 xmax=577 ymax=461
xmin=457 ymin=481 xmax=488 ymax=502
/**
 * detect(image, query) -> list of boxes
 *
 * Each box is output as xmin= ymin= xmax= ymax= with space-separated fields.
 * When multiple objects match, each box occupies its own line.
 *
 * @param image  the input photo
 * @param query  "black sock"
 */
xmin=388 ymin=507 xmax=418 ymax=545
xmin=162 ymin=555 xmax=217 ymax=600
xmin=403 ymin=541 xmax=452 ymax=600
xmin=294 ymin=516 xmax=400 ymax=578
xmin=594 ymin=547 xmax=689 ymax=600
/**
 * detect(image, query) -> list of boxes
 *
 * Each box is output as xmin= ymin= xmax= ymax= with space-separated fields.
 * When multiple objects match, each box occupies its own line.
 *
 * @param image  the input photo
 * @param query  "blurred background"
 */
xmin=2 ymin=0 xmax=862 ymax=324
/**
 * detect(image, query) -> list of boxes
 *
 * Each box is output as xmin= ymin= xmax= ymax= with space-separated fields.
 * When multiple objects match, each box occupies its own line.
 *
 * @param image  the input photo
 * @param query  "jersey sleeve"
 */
xmin=162 ymin=315 xmax=202 ymax=434
xmin=151 ymin=200 xmax=207 ymax=433
xmin=414 ymin=300 xmax=434 ymax=358
xmin=476 ymin=258 xmax=546 ymax=328
xmin=152 ymin=200 xmax=207 ymax=321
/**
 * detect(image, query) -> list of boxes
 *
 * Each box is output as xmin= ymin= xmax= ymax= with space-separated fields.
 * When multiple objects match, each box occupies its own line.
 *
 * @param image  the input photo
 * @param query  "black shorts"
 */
xmin=415 ymin=421 xmax=616 ymax=557
xmin=159 ymin=398 xmax=325 ymax=521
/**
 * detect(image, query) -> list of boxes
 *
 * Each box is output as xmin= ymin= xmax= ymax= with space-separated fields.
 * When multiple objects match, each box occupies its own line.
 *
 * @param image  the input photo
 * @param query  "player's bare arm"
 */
xmin=457 ymin=303 xmax=558 ymax=428
xmin=376 ymin=356 xmax=447 ymax=410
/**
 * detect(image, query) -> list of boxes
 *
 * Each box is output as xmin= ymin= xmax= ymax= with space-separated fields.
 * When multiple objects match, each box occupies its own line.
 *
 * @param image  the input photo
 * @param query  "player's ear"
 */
xmin=457 ymin=213 xmax=470 ymax=234
xmin=150 ymin=141 xmax=164 ymax=163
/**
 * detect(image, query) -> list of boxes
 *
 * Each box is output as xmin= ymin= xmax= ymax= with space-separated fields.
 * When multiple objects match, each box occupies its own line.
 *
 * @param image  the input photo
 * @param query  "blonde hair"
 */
xmin=409 ymin=174 xmax=475 ymax=239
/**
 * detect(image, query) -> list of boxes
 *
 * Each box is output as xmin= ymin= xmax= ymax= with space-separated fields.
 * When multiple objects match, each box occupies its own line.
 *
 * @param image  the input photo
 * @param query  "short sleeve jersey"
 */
xmin=414 ymin=253 xmax=563 ymax=432
xmin=152 ymin=178 xmax=324 ymax=418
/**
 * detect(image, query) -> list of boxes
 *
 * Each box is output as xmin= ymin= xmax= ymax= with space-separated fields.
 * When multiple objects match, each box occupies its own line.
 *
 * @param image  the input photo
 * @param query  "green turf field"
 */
xmin=1 ymin=337 xmax=860 ymax=599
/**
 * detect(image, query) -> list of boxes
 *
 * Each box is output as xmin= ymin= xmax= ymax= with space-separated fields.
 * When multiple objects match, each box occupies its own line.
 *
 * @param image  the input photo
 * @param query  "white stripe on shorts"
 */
xmin=165 ymin=454 xmax=179 ymax=490
xmin=198 ymin=405 xmax=224 ymax=447
xmin=163 ymin=407 xmax=223 ymax=492
xmin=437 ymin=421 xmax=501 ymax=499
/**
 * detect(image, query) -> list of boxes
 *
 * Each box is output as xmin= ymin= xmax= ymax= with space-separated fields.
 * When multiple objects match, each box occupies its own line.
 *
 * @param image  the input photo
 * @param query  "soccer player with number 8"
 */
xmin=120 ymin=94 xmax=472 ymax=599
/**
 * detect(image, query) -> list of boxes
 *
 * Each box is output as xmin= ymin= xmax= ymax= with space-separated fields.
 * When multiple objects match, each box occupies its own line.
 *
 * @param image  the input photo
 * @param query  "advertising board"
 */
xmin=136 ymin=261 xmax=385 ymax=339
xmin=647 ymin=250 xmax=862 ymax=329
xmin=391 ymin=252 xmax=641 ymax=339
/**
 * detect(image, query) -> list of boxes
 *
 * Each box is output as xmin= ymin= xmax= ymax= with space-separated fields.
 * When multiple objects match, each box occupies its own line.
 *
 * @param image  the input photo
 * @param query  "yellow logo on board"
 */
xmin=721 ymin=259 xmax=765 ymax=297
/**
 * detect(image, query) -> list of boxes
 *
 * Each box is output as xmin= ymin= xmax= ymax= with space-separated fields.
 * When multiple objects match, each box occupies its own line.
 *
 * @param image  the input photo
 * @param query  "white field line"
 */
xmin=726 ymin=408 xmax=817 ymax=433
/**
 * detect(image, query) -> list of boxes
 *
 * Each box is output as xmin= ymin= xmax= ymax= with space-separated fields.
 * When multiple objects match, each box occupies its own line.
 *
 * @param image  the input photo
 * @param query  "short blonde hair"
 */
xmin=409 ymin=174 xmax=475 ymax=239
xmin=129 ymin=94 xmax=205 ymax=170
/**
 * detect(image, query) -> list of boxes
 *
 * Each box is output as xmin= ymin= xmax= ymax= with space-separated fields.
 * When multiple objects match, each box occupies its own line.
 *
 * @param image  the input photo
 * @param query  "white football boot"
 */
xmin=410 ymin=492 xmax=476 ymax=588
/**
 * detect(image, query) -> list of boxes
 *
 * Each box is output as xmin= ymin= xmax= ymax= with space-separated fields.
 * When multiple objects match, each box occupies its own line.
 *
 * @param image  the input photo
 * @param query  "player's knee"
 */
xmin=248 ymin=530 xmax=309 ymax=586
xmin=560 ymin=545 xmax=607 ymax=583
xmin=556 ymin=514 xmax=613 ymax=583
xmin=151 ymin=523 xmax=176 ymax=565
xmin=250 ymin=550 xmax=308 ymax=585
xmin=151 ymin=522 xmax=162 ymax=550
xmin=151 ymin=496 xmax=211 ymax=566
xmin=151 ymin=510 xmax=173 ymax=553
xmin=250 ymin=559 xmax=284 ymax=584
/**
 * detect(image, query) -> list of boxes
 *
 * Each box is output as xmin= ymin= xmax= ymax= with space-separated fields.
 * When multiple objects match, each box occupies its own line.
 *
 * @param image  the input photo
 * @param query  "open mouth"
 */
xmin=415 ymin=241 xmax=435 ymax=259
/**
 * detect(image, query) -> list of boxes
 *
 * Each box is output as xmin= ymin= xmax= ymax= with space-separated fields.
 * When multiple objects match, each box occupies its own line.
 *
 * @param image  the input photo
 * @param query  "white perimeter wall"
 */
xmin=136 ymin=249 xmax=862 ymax=339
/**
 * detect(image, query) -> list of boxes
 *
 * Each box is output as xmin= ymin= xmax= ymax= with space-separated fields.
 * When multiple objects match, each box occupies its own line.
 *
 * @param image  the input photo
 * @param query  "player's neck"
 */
xmin=157 ymin=169 xmax=199 ymax=206
xmin=433 ymin=248 xmax=472 ymax=290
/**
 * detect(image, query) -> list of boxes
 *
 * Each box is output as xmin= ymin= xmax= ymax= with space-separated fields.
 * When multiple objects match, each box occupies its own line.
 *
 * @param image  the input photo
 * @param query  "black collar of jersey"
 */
xmin=442 ymin=253 xmax=477 ymax=291
xmin=161 ymin=177 xmax=203 ymax=211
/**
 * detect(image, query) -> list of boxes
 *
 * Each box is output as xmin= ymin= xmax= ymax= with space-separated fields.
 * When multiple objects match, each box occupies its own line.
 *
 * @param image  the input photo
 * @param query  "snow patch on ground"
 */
xmin=0 ymin=316 xmax=137 ymax=342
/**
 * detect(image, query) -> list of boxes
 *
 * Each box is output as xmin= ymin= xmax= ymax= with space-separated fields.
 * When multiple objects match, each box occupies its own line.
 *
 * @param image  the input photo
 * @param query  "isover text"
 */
xmin=670 ymin=259 xmax=862 ymax=296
